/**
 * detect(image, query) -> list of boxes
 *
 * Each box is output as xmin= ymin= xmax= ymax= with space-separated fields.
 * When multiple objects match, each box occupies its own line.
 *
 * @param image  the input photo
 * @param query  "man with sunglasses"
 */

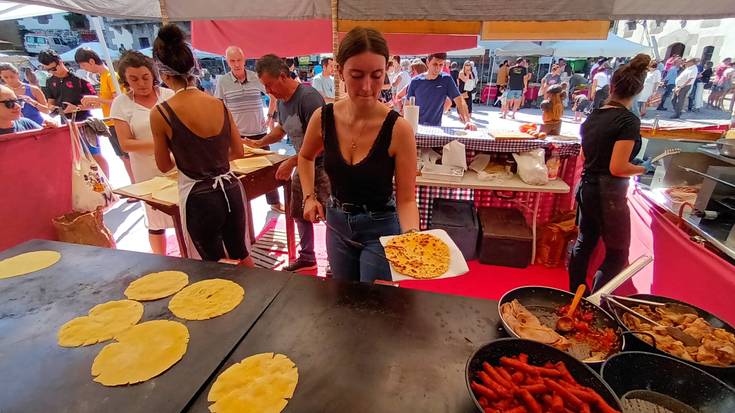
xmin=0 ymin=85 xmax=41 ymax=135
xmin=38 ymin=49 xmax=109 ymax=176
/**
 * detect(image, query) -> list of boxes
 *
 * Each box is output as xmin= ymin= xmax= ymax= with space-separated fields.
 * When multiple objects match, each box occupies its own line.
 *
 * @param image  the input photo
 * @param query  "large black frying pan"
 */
xmin=605 ymin=293 xmax=735 ymax=387
xmin=466 ymin=338 xmax=622 ymax=413
xmin=601 ymin=351 xmax=735 ymax=413
xmin=499 ymin=286 xmax=627 ymax=371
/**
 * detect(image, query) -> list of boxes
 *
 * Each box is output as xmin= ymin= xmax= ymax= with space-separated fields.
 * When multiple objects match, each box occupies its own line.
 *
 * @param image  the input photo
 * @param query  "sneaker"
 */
xmin=283 ymin=259 xmax=317 ymax=272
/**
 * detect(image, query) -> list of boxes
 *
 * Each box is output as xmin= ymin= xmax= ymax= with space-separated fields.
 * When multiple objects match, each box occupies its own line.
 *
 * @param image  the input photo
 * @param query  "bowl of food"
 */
xmin=466 ymin=338 xmax=622 ymax=412
xmin=605 ymin=294 xmax=735 ymax=386
xmin=601 ymin=351 xmax=735 ymax=413
xmin=498 ymin=286 xmax=625 ymax=370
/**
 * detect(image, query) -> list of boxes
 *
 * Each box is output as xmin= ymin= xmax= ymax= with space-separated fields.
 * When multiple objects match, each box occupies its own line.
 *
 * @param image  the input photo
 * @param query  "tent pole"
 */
xmin=159 ymin=0 xmax=170 ymax=25
xmin=332 ymin=0 xmax=342 ymax=101
xmin=91 ymin=16 xmax=121 ymax=95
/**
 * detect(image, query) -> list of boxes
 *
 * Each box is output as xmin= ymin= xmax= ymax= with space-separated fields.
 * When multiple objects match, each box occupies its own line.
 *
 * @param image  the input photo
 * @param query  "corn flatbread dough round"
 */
xmin=124 ymin=270 xmax=189 ymax=301
xmin=91 ymin=320 xmax=189 ymax=386
xmin=169 ymin=279 xmax=244 ymax=320
xmin=384 ymin=232 xmax=450 ymax=279
xmin=57 ymin=300 xmax=144 ymax=347
xmin=208 ymin=353 xmax=298 ymax=413
xmin=0 ymin=250 xmax=61 ymax=280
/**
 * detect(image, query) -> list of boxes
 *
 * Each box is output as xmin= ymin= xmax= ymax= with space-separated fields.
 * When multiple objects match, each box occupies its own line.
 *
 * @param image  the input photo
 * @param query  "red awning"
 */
xmin=191 ymin=19 xmax=477 ymax=57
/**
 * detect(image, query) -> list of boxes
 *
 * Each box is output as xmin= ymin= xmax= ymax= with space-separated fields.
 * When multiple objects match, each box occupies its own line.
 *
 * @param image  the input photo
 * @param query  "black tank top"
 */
xmin=157 ymin=100 xmax=231 ymax=180
xmin=322 ymin=103 xmax=399 ymax=208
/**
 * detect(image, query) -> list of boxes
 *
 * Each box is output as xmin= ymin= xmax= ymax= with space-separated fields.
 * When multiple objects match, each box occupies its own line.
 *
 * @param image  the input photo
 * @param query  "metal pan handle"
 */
xmin=587 ymin=255 xmax=653 ymax=306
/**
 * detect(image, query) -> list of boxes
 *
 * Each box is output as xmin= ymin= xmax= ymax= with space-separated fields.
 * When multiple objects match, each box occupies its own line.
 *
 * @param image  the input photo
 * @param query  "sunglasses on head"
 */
xmin=0 ymin=99 xmax=24 ymax=109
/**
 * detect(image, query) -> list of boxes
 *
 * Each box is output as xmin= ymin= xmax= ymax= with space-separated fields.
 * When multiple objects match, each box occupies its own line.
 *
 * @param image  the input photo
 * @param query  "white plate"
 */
xmin=379 ymin=229 xmax=469 ymax=282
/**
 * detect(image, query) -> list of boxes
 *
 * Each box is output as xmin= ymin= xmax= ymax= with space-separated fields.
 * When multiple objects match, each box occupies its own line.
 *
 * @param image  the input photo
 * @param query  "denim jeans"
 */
xmin=325 ymin=205 xmax=400 ymax=283
xmin=295 ymin=217 xmax=315 ymax=262
xmin=657 ymin=83 xmax=675 ymax=110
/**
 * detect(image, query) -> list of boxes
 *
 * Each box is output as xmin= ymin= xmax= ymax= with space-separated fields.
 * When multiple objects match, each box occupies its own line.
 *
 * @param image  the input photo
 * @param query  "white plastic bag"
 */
xmin=69 ymin=119 xmax=117 ymax=212
xmin=513 ymin=148 xmax=549 ymax=186
xmin=442 ymin=140 xmax=467 ymax=170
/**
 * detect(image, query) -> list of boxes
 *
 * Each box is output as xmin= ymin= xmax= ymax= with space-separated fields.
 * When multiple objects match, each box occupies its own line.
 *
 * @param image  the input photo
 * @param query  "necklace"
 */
xmin=348 ymin=109 xmax=368 ymax=154
xmin=174 ymin=86 xmax=198 ymax=94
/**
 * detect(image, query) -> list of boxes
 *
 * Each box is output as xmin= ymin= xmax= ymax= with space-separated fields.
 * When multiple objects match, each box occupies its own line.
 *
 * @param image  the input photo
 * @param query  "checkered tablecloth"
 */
xmin=415 ymin=125 xmax=581 ymax=157
xmin=418 ymin=154 xmax=582 ymax=229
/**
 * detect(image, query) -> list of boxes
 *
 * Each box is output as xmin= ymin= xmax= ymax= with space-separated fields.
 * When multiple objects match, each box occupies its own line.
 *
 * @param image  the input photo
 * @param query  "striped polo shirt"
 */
xmin=214 ymin=70 xmax=267 ymax=136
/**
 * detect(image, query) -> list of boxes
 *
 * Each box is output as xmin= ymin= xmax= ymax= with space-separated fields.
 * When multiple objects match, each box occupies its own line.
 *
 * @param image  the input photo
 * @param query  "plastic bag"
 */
xmin=513 ymin=148 xmax=549 ymax=186
xmin=535 ymin=212 xmax=577 ymax=267
xmin=469 ymin=154 xmax=513 ymax=181
xmin=442 ymin=140 xmax=467 ymax=170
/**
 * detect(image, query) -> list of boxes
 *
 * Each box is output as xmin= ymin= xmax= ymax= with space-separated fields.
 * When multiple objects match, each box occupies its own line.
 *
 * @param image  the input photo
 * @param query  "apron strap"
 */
xmin=211 ymin=172 xmax=235 ymax=212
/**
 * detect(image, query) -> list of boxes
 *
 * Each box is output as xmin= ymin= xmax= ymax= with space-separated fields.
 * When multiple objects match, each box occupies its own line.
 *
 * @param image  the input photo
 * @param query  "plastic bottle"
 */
xmin=546 ymin=146 xmax=561 ymax=180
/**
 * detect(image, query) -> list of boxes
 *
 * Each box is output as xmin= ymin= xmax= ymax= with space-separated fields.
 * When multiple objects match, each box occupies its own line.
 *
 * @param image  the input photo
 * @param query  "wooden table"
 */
xmin=114 ymin=154 xmax=296 ymax=261
xmin=417 ymin=171 xmax=571 ymax=262
xmin=0 ymin=240 xmax=505 ymax=413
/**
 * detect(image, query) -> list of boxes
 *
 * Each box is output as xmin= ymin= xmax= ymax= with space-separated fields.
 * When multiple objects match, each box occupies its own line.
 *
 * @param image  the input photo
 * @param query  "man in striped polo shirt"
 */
xmin=215 ymin=46 xmax=283 ymax=213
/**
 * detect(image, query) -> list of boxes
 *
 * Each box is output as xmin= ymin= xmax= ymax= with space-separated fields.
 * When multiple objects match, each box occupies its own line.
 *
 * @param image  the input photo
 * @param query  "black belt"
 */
xmin=329 ymin=197 xmax=395 ymax=214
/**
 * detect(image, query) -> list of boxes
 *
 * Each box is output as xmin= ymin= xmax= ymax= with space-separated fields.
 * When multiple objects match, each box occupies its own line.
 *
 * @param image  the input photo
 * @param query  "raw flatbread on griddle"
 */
xmin=384 ymin=232 xmax=450 ymax=279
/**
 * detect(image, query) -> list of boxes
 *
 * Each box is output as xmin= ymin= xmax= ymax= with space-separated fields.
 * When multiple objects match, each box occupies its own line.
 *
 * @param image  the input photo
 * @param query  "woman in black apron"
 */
xmin=568 ymin=54 xmax=655 ymax=293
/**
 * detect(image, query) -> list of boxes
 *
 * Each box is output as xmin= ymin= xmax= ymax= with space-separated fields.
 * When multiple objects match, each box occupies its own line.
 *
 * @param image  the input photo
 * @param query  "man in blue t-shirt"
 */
xmin=407 ymin=52 xmax=476 ymax=129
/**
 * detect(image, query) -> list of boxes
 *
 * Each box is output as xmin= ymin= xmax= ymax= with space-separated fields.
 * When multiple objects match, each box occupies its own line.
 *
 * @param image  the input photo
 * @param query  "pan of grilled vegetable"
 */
xmin=603 ymin=293 xmax=735 ymax=386
xmin=498 ymin=285 xmax=626 ymax=370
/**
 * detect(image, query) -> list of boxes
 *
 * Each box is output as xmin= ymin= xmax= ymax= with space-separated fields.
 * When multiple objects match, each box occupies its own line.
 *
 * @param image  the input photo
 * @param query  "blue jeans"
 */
xmin=325 ymin=206 xmax=400 ymax=283
xmin=295 ymin=218 xmax=315 ymax=262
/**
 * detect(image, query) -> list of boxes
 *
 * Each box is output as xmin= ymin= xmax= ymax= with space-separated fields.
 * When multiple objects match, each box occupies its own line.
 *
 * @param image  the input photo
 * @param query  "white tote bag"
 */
xmin=69 ymin=117 xmax=117 ymax=212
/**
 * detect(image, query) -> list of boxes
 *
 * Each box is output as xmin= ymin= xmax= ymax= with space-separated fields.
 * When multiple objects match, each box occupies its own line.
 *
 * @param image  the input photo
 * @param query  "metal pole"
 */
xmin=91 ymin=16 xmax=121 ymax=95
xmin=159 ymin=0 xmax=170 ymax=25
xmin=331 ymin=0 xmax=342 ymax=100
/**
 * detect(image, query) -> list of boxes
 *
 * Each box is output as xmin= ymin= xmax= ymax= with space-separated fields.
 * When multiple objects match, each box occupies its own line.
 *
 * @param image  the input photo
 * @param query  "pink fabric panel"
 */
xmin=192 ymin=19 xmax=477 ymax=57
xmin=0 ymin=127 xmax=72 ymax=250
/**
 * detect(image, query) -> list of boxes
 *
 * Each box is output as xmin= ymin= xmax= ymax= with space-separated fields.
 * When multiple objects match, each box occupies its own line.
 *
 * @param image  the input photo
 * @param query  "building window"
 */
xmin=34 ymin=15 xmax=51 ymax=24
xmin=701 ymin=46 xmax=715 ymax=63
xmin=139 ymin=37 xmax=150 ymax=49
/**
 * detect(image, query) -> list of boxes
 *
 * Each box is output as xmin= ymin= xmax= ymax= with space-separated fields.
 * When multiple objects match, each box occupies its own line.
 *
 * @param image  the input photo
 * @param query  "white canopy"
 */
xmin=482 ymin=41 xmax=554 ymax=56
xmin=1 ymin=0 xmax=735 ymax=21
xmin=547 ymin=33 xmax=651 ymax=57
xmin=0 ymin=1 xmax=62 ymax=20
xmin=447 ymin=47 xmax=485 ymax=57
xmin=59 ymin=42 xmax=120 ymax=62
xmin=138 ymin=46 xmax=222 ymax=60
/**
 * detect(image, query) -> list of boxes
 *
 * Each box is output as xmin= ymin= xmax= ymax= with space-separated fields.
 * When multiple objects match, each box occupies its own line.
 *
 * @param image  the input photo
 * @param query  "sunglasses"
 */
xmin=0 ymin=99 xmax=24 ymax=109
xmin=44 ymin=63 xmax=59 ymax=73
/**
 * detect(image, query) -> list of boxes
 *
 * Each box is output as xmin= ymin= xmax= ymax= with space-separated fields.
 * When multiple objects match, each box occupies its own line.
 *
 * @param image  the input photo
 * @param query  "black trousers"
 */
xmin=186 ymin=179 xmax=248 ymax=261
xmin=568 ymin=176 xmax=631 ymax=293
xmin=243 ymin=133 xmax=281 ymax=205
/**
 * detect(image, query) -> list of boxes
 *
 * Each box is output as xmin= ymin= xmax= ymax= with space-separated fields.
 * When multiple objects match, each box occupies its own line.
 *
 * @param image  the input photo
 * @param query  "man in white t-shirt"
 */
xmin=671 ymin=58 xmax=699 ymax=119
xmin=310 ymin=57 xmax=335 ymax=103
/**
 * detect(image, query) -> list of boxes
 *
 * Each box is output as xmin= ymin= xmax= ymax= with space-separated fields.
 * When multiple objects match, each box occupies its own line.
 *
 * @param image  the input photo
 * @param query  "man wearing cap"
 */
xmin=670 ymin=58 xmax=699 ymax=119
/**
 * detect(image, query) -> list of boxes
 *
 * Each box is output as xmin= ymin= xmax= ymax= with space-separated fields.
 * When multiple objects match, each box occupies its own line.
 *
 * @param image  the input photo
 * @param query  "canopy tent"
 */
xmin=189 ymin=20 xmax=477 ymax=57
xmin=59 ymin=42 xmax=120 ymax=62
xmin=0 ymin=1 xmax=62 ymax=20
xmin=2 ymin=0 xmax=735 ymax=21
xmin=447 ymin=46 xmax=486 ymax=57
xmin=547 ymin=33 xmax=651 ymax=57
xmin=138 ymin=46 xmax=223 ymax=60
xmin=486 ymin=41 xmax=554 ymax=57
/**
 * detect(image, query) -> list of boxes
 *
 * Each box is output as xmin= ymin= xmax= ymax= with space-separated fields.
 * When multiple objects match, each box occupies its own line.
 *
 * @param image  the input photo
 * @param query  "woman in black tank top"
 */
xmin=149 ymin=24 xmax=252 ymax=266
xmin=297 ymin=27 xmax=419 ymax=283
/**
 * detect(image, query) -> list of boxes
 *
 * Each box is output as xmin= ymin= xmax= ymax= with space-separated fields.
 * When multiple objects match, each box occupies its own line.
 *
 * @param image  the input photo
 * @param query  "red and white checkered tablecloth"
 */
xmin=415 ymin=125 xmax=581 ymax=157
xmin=418 ymin=154 xmax=582 ymax=229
